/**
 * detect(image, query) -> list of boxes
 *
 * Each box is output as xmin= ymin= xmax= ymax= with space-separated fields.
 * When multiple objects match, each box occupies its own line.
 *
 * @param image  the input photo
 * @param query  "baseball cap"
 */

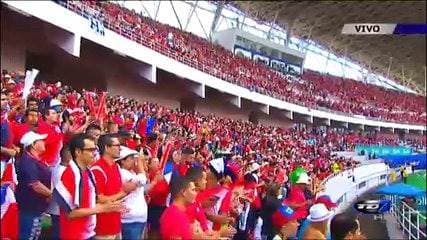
xmin=49 ymin=99 xmax=63 ymax=112
xmin=272 ymin=203 xmax=298 ymax=229
xmin=20 ymin=131 xmax=47 ymax=148
xmin=295 ymin=172 xmax=310 ymax=184
xmin=115 ymin=146 xmax=139 ymax=161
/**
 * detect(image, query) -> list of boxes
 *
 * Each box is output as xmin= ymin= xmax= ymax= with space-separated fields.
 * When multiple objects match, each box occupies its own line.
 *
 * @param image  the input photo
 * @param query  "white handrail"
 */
xmin=389 ymin=195 xmax=427 ymax=240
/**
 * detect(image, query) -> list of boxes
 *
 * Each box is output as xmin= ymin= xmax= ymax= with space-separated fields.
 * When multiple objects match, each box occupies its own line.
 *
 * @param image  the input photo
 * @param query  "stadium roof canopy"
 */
xmin=231 ymin=1 xmax=426 ymax=95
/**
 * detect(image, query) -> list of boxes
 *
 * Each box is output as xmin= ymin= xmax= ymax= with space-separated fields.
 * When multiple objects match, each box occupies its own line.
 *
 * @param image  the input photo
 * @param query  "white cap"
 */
xmin=296 ymin=172 xmax=310 ymax=184
xmin=115 ymin=146 xmax=138 ymax=161
xmin=307 ymin=203 xmax=334 ymax=222
xmin=247 ymin=162 xmax=261 ymax=173
xmin=4 ymin=74 xmax=11 ymax=79
xmin=50 ymin=99 xmax=62 ymax=108
xmin=20 ymin=131 xmax=47 ymax=148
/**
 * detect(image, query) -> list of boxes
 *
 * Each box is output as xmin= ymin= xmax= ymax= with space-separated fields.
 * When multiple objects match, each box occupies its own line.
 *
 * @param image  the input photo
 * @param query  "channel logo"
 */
xmin=354 ymin=200 xmax=391 ymax=214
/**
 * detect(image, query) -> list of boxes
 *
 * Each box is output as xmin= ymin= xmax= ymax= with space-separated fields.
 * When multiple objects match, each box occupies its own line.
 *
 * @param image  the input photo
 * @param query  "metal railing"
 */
xmin=389 ymin=195 xmax=427 ymax=240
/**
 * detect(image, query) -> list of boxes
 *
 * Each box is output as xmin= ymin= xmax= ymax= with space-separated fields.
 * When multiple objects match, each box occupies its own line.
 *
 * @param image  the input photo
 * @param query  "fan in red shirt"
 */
xmin=146 ymin=156 xmax=170 ymax=240
xmin=185 ymin=167 xmax=237 ymax=239
xmin=90 ymin=134 xmax=138 ymax=238
xmin=160 ymin=175 xmax=197 ymax=240
xmin=10 ymin=108 xmax=39 ymax=146
xmin=54 ymin=134 xmax=124 ymax=240
xmin=285 ymin=172 xmax=312 ymax=220
xmin=37 ymin=99 xmax=64 ymax=166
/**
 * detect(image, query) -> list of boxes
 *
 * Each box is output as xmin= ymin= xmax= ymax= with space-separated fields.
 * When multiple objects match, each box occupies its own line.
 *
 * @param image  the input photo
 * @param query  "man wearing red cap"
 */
xmin=271 ymin=203 xmax=300 ymax=240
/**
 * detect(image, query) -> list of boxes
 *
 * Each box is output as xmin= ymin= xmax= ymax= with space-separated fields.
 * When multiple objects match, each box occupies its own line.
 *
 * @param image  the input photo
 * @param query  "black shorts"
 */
xmin=147 ymin=205 xmax=166 ymax=230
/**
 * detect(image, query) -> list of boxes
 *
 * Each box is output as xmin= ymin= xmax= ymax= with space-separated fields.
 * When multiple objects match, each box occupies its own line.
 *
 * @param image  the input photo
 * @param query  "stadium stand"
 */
xmin=1 ymin=1 xmax=426 ymax=240
xmin=56 ymin=0 xmax=426 ymax=124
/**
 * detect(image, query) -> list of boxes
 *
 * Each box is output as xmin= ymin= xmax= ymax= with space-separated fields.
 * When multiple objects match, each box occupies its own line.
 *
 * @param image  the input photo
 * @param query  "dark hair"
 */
xmin=146 ymin=133 xmax=158 ymax=144
xmin=185 ymin=167 xmax=205 ymax=183
xmin=42 ymin=107 xmax=54 ymax=117
xmin=265 ymin=183 xmax=281 ymax=198
xmin=86 ymin=123 xmax=101 ymax=132
xmin=60 ymin=145 xmax=72 ymax=165
xmin=1 ymin=89 xmax=10 ymax=95
xmin=330 ymin=213 xmax=359 ymax=240
xmin=26 ymin=96 xmax=39 ymax=105
xmin=170 ymin=176 xmax=193 ymax=200
xmin=98 ymin=133 xmax=118 ymax=155
xmin=24 ymin=108 xmax=39 ymax=117
xmin=69 ymin=134 xmax=92 ymax=160
xmin=62 ymin=109 xmax=71 ymax=123
xmin=182 ymin=146 xmax=195 ymax=155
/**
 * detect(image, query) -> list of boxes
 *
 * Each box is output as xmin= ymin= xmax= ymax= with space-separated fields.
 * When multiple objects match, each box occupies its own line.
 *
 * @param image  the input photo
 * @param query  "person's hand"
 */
xmin=8 ymin=148 xmax=18 ymax=157
xmin=97 ymin=200 xmax=126 ymax=213
xmin=122 ymin=181 xmax=138 ymax=194
xmin=29 ymin=181 xmax=52 ymax=197
xmin=226 ymin=216 xmax=236 ymax=226
xmin=204 ymin=230 xmax=219 ymax=239
xmin=13 ymin=146 xmax=21 ymax=155
xmin=219 ymin=225 xmax=237 ymax=238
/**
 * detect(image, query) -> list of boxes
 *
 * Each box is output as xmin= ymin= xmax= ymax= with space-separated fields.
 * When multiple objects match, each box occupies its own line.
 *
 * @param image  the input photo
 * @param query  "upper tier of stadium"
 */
xmin=57 ymin=1 xmax=425 ymax=125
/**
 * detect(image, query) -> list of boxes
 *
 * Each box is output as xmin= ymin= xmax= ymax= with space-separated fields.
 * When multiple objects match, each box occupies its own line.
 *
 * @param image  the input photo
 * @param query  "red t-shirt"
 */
xmin=59 ymin=165 xmax=96 ymax=240
xmin=10 ymin=122 xmax=31 ymax=146
xmin=160 ymin=204 xmax=192 ymax=240
xmin=37 ymin=120 xmax=63 ymax=166
xmin=90 ymin=158 xmax=122 ymax=235
xmin=148 ymin=171 xmax=170 ymax=207
xmin=186 ymin=193 xmax=208 ymax=232
xmin=286 ymin=185 xmax=308 ymax=220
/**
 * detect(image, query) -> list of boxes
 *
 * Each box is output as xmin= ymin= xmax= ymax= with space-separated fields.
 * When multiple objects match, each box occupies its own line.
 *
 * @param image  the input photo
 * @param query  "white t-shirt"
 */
xmin=119 ymin=168 xmax=148 ymax=223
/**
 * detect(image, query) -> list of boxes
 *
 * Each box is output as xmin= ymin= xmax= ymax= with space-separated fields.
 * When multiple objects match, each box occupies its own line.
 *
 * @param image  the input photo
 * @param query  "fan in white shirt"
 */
xmin=116 ymin=146 xmax=148 ymax=240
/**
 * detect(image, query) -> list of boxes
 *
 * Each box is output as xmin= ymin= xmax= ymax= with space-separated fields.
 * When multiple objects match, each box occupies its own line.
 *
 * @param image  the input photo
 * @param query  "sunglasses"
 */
xmin=82 ymin=147 xmax=97 ymax=153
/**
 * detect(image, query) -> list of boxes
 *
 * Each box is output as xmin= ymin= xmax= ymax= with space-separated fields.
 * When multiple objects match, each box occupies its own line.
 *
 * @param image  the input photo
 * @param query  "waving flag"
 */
xmin=1 ymin=184 xmax=18 ymax=240
xmin=159 ymin=142 xmax=173 ymax=171
xmin=96 ymin=92 xmax=107 ymax=121
xmin=146 ymin=116 xmax=156 ymax=135
xmin=160 ymin=142 xmax=174 ymax=184
xmin=137 ymin=118 xmax=147 ymax=138
xmin=84 ymin=92 xmax=96 ymax=115
xmin=163 ymin=161 xmax=174 ymax=184
xmin=1 ymin=158 xmax=17 ymax=189
xmin=22 ymin=68 xmax=39 ymax=101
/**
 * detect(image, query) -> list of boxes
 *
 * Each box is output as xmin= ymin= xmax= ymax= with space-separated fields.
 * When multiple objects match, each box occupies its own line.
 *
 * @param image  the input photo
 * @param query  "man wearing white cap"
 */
xmin=15 ymin=131 xmax=51 ymax=240
xmin=37 ymin=98 xmax=64 ymax=167
xmin=286 ymin=172 xmax=312 ymax=222
xmin=116 ymin=146 xmax=148 ymax=240
xmin=302 ymin=203 xmax=334 ymax=240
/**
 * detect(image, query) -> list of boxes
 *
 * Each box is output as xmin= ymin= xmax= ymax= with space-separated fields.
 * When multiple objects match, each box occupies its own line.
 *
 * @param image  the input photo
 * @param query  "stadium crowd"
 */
xmin=2 ymin=68 xmax=425 ymax=240
xmin=56 ymin=0 xmax=426 ymax=125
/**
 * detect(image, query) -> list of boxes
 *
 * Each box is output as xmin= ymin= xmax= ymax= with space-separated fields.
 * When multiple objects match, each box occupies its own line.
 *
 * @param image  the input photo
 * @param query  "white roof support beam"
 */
xmin=169 ymin=0 xmax=183 ymax=30
xmin=184 ymin=0 xmax=198 ymax=31
xmin=209 ymin=2 xmax=223 ymax=39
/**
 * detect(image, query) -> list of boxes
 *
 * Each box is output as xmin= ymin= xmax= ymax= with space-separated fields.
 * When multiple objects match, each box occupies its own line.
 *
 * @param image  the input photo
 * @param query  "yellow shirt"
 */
xmin=390 ymin=170 xmax=397 ymax=182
